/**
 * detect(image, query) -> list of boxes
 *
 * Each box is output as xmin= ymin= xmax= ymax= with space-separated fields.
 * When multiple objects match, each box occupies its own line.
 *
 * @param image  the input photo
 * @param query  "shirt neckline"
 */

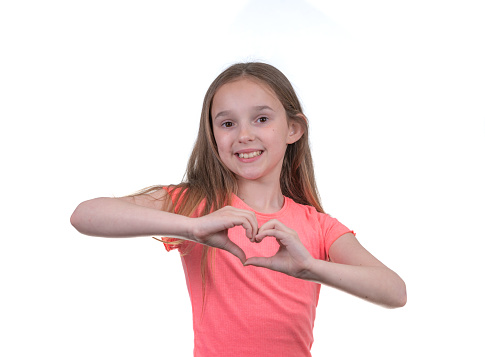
xmin=231 ymin=193 xmax=290 ymax=218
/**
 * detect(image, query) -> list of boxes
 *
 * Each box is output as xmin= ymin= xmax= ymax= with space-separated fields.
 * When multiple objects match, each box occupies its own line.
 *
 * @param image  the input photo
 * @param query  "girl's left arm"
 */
xmin=244 ymin=221 xmax=406 ymax=308
xmin=304 ymin=233 xmax=407 ymax=308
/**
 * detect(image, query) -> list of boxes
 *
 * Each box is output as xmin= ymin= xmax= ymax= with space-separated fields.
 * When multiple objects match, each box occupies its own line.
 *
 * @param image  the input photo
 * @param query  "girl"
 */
xmin=71 ymin=62 xmax=406 ymax=356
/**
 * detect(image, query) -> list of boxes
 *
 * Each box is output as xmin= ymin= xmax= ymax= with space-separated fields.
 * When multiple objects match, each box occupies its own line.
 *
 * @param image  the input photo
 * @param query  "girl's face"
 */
xmin=211 ymin=78 xmax=301 ymax=184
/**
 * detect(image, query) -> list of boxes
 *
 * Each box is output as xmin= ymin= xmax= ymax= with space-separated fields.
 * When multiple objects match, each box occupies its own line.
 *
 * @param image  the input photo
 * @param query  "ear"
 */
xmin=286 ymin=114 xmax=306 ymax=144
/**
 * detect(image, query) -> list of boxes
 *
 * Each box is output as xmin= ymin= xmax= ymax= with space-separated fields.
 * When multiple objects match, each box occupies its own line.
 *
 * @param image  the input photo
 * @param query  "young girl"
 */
xmin=71 ymin=62 xmax=406 ymax=356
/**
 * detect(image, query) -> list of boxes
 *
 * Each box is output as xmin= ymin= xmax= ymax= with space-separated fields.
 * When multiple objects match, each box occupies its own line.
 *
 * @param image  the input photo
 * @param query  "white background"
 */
xmin=1 ymin=0 xmax=484 ymax=356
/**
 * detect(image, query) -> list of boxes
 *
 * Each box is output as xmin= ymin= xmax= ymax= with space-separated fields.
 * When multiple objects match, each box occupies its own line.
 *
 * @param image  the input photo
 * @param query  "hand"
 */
xmin=189 ymin=206 xmax=258 ymax=264
xmin=244 ymin=219 xmax=315 ymax=278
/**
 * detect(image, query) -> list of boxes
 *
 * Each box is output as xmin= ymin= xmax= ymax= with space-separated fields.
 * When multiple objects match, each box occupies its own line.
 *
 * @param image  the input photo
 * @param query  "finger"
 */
xmin=220 ymin=239 xmax=247 ymax=265
xmin=224 ymin=207 xmax=258 ymax=240
xmin=255 ymin=228 xmax=289 ymax=243
xmin=221 ymin=213 xmax=255 ymax=240
xmin=243 ymin=256 xmax=273 ymax=269
xmin=236 ymin=209 xmax=258 ymax=240
xmin=257 ymin=219 xmax=289 ymax=233
xmin=236 ymin=216 xmax=257 ymax=241
xmin=248 ymin=211 xmax=258 ymax=240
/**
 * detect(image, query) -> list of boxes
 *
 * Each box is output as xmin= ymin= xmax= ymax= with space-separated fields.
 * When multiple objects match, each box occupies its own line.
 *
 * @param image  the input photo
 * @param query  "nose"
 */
xmin=238 ymin=122 xmax=255 ymax=143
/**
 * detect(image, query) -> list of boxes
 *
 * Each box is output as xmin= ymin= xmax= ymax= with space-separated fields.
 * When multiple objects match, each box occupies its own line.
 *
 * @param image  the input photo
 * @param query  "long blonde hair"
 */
xmin=147 ymin=62 xmax=324 ymax=294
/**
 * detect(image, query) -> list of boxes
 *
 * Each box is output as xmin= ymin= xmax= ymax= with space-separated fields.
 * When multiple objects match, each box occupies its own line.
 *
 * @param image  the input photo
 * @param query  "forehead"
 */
xmin=211 ymin=78 xmax=280 ymax=112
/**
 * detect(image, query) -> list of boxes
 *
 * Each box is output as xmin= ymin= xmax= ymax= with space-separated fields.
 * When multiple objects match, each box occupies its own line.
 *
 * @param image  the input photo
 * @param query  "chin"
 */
xmin=235 ymin=171 xmax=264 ymax=181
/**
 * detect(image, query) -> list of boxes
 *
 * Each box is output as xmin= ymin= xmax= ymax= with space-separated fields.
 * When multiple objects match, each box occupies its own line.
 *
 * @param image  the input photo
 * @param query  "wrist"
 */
xmin=296 ymin=256 xmax=319 ymax=281
xmin=157 ymin=212 xmax=196 ymax=241
xmin=184 ymin=216 xmax=200 ymax=242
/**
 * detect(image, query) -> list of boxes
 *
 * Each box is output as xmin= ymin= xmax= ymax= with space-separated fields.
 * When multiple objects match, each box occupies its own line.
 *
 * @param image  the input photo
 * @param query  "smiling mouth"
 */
xmin=236 ymin=150 xmax=262 ymax=159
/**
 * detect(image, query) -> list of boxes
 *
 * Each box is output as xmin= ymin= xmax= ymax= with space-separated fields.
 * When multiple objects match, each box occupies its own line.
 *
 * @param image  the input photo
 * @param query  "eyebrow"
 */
xmin=213 ymin=105 xmax=274 ymax=121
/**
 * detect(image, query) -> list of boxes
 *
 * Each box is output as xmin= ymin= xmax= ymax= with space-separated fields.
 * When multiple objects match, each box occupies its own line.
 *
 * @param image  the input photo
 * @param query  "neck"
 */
xmin=236 ymin=177 xmax=284 ymax=214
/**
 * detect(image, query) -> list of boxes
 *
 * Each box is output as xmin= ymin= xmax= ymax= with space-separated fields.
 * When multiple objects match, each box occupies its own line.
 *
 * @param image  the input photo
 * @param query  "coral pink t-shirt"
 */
xmin=164 ymin=192 xmax=351 ymax=357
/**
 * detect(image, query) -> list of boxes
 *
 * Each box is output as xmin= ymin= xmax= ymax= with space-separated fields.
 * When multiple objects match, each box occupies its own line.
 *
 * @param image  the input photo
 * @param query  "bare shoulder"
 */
xmin=329 ymin=232 xmax=386 ymax=268
xmin=117 ymin=187 xmax=172 ymax=211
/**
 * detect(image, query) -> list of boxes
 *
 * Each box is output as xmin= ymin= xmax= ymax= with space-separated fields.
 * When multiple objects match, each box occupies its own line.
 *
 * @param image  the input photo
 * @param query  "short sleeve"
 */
xmin=161 ymin=186 xmax=178 ymax=209
xmin=160 ymin=237 xmax=179 ymax=251
xmin=157 ymin=186 xmax=200 ymax=253
xmin=318 ymin=213 xmax=353 ymax=260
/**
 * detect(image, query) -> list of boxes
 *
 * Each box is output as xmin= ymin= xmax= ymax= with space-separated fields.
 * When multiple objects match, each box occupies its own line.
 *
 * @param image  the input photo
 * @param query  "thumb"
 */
xmin=243 ymin=256 xmax=272 ymax=269
xmin=221 ymin=240 xmax=247 ymax=265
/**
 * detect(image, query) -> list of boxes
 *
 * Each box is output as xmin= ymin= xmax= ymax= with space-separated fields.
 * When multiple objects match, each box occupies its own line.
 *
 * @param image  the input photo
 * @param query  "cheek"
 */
xmin=267 ymin=128 xmax=287 ymax=145
xmin=213 ymin=132 xmax=230 ymax=156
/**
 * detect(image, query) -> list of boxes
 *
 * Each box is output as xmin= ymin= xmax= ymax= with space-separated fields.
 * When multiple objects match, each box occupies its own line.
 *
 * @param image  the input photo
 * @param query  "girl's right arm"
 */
xmin=70 ymin=189 xmax=258 ymax=264
xmin=70 ymin=190 xmax=192 ymax=239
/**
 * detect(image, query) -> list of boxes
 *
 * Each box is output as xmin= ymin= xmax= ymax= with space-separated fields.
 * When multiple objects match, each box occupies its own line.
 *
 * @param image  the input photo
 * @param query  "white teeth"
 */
xmin=238 ymin=151 xmax=262 ymax=159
